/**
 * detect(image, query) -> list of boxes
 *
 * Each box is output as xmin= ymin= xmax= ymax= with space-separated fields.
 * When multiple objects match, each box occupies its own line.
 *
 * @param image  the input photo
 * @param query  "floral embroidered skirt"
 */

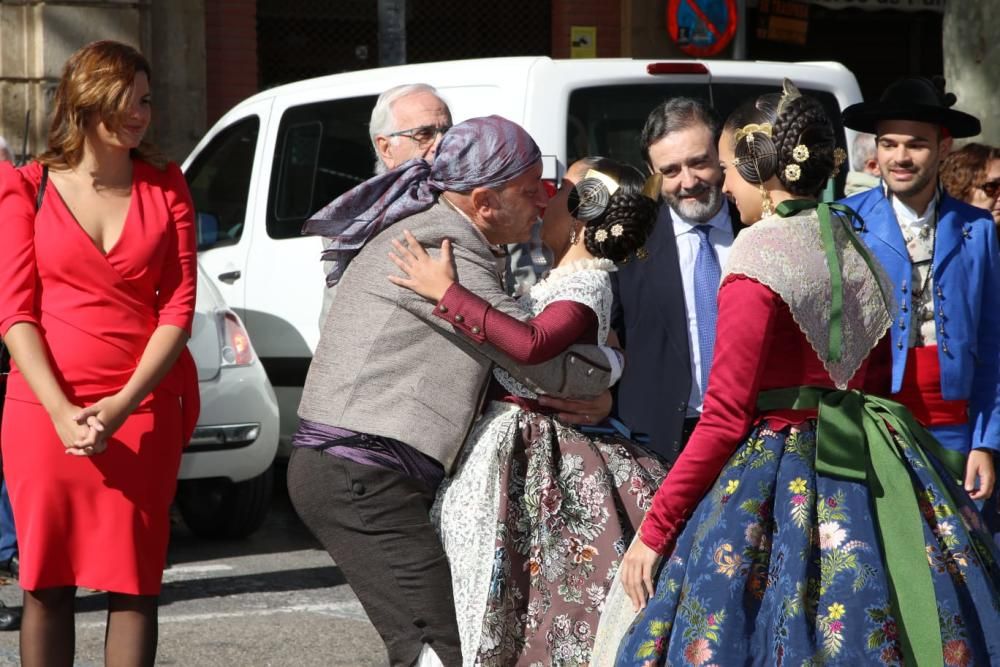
xmin=614 ymin=422 xmax=1000 ymax=667
xmin=432 ymin=401 xmax=667 ymax=667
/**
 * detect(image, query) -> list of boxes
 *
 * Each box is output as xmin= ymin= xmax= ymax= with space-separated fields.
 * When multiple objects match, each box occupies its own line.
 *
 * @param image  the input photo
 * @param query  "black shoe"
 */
xmin=0 ymin=556 xmax=17 ymax=580
xmin=0 ymin=603 xmax=20 ymax=631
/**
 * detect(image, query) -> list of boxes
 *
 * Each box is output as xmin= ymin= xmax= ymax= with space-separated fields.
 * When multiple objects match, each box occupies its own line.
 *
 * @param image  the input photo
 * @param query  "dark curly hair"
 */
xmin=940 ymin=143 xmax=1000 ymax=204
xmin=569 ymin=157 xmax=658 ymax=263
xmin=723 ymin=81 xmax=838 ymax=198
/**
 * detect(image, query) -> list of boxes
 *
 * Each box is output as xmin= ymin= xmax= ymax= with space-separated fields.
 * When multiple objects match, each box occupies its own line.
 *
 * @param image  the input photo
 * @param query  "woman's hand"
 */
xmin=620 ymin=533 xmax=663 ymax=612
xmin=51 ymin=403 xmax=100 ymax=455
xmin=965 ymin=449 xmax=995 ymax=500
xmin=71 ymin=393 xmax=134 ymax=452
xmin=387 ymin=230 xmax=456 ymax=302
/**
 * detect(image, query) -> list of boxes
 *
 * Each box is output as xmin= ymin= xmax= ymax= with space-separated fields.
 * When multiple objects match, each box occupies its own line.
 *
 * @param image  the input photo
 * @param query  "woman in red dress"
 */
xmin=0 ymin=41 xmax=198 ymax=665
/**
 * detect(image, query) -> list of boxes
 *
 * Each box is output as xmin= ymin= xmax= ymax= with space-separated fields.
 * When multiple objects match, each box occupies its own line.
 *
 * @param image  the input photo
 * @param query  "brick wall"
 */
xmin=204 ymin=0 xmax=258 ymax=124
xmin=551 ymin=0 xmax=623 ymax=58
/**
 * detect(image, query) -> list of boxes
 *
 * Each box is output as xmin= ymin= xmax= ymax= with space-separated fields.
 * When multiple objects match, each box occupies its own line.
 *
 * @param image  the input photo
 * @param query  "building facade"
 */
xmin=0 ymin=0 xmax=994 ymax=165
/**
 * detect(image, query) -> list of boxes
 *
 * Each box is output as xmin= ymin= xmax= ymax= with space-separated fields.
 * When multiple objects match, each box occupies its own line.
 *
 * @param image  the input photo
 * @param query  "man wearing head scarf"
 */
xmin=287 ymin=116 xmax=617 ymax=667
xmin=840 ymin=77 xmax=997 ymax=517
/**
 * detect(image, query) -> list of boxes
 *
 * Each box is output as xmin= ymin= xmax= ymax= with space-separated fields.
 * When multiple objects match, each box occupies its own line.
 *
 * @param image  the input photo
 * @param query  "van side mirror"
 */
xmin=197 ymin=212 xmax=220 ymax=250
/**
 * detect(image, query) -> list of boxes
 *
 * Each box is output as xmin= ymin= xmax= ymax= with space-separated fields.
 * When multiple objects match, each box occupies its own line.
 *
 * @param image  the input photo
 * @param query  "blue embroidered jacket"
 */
xmin=840 ymin=185 xmax=1000 ymax=454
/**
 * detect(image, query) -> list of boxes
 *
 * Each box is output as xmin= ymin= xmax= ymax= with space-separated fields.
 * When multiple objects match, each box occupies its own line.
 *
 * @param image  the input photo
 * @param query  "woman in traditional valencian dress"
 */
xmin=388 ymin=157 xmax=668 ymax=666
xmin=603 ymin=82 xmax=1000 ymax=666
xmin=0 ymin=41 xmax=198 ymax=664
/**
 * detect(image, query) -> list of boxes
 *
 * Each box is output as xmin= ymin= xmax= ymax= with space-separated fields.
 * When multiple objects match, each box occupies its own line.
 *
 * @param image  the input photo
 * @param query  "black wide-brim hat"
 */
xmin=842 ymin=76 xmax=981 ymax=138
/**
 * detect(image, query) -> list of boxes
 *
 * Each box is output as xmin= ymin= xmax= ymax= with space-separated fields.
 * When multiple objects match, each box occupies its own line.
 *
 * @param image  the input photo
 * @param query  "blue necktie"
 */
xmin=693 ymin=225 xmax=721 ymax=397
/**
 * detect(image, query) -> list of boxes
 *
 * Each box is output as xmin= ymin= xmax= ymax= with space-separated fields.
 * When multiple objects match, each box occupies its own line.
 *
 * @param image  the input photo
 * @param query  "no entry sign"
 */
xmin=667 ymin=0 xmax=738 ymax=57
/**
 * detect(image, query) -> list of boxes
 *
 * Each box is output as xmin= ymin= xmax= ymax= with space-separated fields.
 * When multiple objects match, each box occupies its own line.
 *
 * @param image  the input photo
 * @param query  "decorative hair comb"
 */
xmin=776 ymin=78 xmax=803 ymax=117
xmin=568 ymin=168 xmax=620 ymax=221
xmin=642 ymin=173 xmax=662 ymax=202
xmin=584 ymin=168 xmax=620 ymax=195
xmin=733 ymin=122 xmax=773 ymax=145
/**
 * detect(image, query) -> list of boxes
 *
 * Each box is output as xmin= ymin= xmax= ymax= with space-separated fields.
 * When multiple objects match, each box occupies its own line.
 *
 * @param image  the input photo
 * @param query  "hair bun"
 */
xmin=568 ymin=177 xmax=611 ymax=222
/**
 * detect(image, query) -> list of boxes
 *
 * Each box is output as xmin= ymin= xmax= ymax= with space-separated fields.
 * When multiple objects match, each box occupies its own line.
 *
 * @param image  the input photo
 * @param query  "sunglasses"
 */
xmin=977 ymin=179 xmax=1000 ymax=199
xmin=386 ymin=124 xmax=451 ymax=147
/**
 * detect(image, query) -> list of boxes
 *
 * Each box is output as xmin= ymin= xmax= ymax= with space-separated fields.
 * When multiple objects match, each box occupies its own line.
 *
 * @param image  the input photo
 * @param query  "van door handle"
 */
xmin=218 ymin=270 xmax=242 ymax=283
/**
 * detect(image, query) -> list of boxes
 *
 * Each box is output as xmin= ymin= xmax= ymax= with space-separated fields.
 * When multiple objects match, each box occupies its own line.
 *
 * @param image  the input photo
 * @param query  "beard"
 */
xmin=665 ymin=182 xmax=724 ymax=222
xmin=885 ymin=163 xmax=936 ymax=200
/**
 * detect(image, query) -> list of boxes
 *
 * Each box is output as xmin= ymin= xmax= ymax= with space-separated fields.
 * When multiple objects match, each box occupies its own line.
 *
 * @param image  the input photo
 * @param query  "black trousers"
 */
xmin=287 ymin=447 xmax=462 ymax=667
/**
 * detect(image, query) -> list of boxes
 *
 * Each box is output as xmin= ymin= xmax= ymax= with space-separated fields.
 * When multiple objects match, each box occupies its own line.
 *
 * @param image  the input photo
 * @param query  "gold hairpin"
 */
xmin=733 ymin=123 xmax=773 ymax=144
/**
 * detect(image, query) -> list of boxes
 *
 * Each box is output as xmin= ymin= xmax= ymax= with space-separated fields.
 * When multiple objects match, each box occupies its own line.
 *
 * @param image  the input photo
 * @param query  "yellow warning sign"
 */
xmin=570 ymin=26 xmax=597 ymax=58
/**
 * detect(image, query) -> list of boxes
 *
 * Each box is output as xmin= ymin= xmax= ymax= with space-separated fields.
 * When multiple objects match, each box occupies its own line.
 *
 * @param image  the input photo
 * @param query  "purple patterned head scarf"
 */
xmin=303 ymin=114 xmax=542 ymax=286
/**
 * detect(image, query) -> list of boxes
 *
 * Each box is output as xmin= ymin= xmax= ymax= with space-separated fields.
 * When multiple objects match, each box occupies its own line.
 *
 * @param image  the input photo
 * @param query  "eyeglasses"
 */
xmin=386 ymin=124 xmax=451 ymax=147
xmin=977 ymin=179 xmax=1000 ymax=198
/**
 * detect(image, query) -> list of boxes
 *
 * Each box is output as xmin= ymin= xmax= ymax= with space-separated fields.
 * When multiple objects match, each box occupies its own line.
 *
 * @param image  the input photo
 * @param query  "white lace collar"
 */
xmin=539 ymin=257 xmax=616 ymax=286
xmin=723 ymin=207 xmax=894 ymax=388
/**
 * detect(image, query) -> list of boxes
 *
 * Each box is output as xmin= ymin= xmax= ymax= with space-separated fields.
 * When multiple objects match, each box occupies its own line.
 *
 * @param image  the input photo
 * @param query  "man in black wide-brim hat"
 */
xmin=840 ymin=76 xmax=998 ymax=526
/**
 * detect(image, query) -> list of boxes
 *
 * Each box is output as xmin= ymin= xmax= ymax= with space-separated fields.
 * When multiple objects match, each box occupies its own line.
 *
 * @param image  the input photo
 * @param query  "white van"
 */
xmin=181 ymin=56 xmax=864 ymax=451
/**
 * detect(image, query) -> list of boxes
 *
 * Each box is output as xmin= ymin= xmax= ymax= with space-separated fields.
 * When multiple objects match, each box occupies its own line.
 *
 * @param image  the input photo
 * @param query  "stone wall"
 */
xmin=0 ymin=0 xmax=207 ymax=164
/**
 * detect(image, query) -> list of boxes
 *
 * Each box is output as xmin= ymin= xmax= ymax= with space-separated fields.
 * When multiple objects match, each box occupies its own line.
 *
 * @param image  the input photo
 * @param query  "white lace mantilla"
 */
xmin=723 ymin=208 xmax=896 ymax=389
xmin=493 ymin=258 xmax=616 ymax=399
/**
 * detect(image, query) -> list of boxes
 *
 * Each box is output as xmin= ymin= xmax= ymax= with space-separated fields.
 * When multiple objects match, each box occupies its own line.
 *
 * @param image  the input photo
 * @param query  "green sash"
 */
xmin=757 ymin=386 xmax=967 ymax=667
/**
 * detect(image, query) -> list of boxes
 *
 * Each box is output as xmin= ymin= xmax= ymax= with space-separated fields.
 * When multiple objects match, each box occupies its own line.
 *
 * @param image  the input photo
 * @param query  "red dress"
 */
xmin=0 ymin=160 xmax=199 ymax=595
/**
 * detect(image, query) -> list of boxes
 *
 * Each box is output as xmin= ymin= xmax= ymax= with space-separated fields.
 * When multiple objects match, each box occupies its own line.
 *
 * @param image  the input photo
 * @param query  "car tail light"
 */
xmin=220 ymin=311 xmax=254 ymax=366
xmin=646 ymin=62 xmax=710 ymax=75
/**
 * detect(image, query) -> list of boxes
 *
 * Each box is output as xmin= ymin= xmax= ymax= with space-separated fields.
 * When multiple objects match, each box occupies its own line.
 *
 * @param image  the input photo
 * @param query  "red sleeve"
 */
xmin=640 ymin=276 xmax=781 ymax=554
xmin=434 ymin=283 xmax=598 ymax=364
xmin=155 ymin=162 xmax=198 ymax=335
xmin=0 ymin=162 xmax=40 ymax=336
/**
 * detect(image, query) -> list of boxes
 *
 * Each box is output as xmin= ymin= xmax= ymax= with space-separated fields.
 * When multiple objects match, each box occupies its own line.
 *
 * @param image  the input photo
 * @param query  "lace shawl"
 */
xmin=723 ymin=208 xmax=895 ymax=389
xmin=494 ymin=258 xmax=616 ymax=398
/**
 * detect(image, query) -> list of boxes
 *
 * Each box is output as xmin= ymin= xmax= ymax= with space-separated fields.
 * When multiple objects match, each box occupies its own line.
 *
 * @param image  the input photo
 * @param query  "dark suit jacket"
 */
xmin=610 ymin=201 xmax=741 ymax=462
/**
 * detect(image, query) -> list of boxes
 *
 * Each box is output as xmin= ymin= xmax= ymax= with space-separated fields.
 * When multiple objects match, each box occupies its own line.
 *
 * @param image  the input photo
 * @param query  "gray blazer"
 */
xmin=299 ymin=201 xmax=611 ymax=472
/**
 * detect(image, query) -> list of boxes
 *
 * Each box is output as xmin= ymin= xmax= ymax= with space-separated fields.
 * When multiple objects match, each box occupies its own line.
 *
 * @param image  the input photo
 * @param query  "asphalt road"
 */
xmin=0 ymin=466 xmax=388 ymax=666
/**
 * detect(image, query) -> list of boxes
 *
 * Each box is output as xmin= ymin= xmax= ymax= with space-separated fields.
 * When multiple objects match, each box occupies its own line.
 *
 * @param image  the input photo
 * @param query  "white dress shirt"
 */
xmin=669 ymin=203 xmax=735 ymax=416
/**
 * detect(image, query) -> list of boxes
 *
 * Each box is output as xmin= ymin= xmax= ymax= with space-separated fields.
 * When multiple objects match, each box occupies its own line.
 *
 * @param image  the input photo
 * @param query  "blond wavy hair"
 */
xmin=38 ymin=40 xmax=164 ymax=170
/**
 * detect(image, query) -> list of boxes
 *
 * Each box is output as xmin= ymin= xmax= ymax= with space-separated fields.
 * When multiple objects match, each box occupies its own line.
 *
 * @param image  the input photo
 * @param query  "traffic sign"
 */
xmin=667 ymin=0 xmax=738 ymax=58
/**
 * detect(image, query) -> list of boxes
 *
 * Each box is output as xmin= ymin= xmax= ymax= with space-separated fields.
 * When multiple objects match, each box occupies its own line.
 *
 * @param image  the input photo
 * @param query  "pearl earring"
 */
xmin=569 ymin=227 xmax=579 ymax=245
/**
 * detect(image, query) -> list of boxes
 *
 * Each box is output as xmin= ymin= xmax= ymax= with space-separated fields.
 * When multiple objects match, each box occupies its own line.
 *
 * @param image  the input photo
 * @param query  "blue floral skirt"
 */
xmin=615 ymin=421 xmax=1000 ymax=666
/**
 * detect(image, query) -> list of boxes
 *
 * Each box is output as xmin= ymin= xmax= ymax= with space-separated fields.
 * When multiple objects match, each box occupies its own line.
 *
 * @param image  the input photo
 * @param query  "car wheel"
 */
xmin=176 ymin=466 xmax=274 ymax=539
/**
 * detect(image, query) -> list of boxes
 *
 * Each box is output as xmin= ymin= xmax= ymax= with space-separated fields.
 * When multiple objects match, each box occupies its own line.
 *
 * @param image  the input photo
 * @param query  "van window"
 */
xmin=186 ymin=116 xmax=260 ymax=250
xmin=567 ymin=83 xmax=848 ymax=197
xmin=267 ymin=95 xmax=378 ymax=239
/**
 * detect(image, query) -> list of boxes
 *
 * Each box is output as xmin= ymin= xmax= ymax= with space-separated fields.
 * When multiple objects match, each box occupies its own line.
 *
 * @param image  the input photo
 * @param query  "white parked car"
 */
xmin=175 ymin=265 xmax=279 ymax=539
xmin=183 ymin=56 xmax=864 ymax=452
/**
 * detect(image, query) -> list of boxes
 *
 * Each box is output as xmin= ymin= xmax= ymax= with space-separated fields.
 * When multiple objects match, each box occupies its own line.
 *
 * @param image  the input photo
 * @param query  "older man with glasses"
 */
xmin=320 ymin=84 xmax=453 ymax=323
xmin=370 ymin=83 xmax=452 ymax=174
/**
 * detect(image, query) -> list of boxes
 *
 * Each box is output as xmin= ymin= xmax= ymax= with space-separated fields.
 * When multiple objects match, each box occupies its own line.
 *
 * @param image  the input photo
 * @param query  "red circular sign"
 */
xmin=667 ymin=0 xmax=738 ymax=58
